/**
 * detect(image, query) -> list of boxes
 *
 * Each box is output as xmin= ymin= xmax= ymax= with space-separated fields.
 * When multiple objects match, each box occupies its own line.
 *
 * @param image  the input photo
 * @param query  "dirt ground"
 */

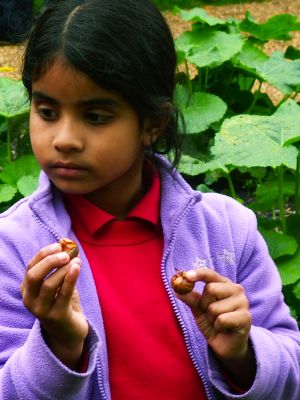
xmin=1 ymin=0 xmax=300 ymax=93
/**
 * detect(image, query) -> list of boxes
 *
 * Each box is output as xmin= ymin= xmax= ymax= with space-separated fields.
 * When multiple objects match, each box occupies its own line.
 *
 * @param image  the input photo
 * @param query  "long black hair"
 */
xmin=22 ymin=0 xmax=183 ymax=166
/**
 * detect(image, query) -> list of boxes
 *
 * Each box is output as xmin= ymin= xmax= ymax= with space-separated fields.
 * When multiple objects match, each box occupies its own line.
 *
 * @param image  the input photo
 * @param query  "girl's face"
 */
xmin=30 ymin=59 xmax=158 ymax=217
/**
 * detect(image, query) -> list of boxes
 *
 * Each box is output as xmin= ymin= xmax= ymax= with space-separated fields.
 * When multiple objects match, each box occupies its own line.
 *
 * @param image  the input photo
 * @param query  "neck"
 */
xmin=84 ymin=158 xmax=146 ymax=220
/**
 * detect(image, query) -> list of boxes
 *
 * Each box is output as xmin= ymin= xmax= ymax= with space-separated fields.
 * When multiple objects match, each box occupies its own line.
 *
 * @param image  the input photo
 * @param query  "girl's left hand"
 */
xmin=175 ymin=268 xmax=256 ymax=388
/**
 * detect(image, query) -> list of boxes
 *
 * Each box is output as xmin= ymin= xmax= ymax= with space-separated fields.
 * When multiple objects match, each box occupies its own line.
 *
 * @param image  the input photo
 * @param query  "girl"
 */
xmin=0 ymin=1 xmax=299 ymax=399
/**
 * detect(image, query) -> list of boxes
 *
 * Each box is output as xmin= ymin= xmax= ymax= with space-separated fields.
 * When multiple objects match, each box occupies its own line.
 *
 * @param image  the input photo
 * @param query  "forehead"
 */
xmin=32 ymin=57 xmax=118 ymax=103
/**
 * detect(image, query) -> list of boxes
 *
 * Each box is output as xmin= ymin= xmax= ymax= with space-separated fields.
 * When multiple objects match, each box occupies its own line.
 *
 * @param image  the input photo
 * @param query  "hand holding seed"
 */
xmin=171 ymin=268 xmax=253 ymax=365
xmin=20 ymin=240 xmax=88 ymax=370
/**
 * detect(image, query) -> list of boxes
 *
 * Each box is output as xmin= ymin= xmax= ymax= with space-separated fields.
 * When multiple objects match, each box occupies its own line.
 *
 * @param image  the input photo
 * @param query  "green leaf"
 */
xmin=177 ymin=7 xmax=226 ymax=26
xmin=235 ymin=44 xmax=300 ymax=95
xmin=286 ymin=215 xmax=300 ymax=245
xmin=277 ymin=249 xmax=300 ymax=286
xmin=293 ymin=280 xmax=300 ymax=301
xmin=260 ymin=52 xmax=300 ymax=94
xmin=197 ymin=183 xmax=214 ymax=193
xmin=178 ymin=154 xmax=228 ymax=176
xmin=0 ymin=184 xmax=17 ymax=202
xmin=239 ymin=12 xmax=300 ymax=41
xmin=272 ymin=100 xmax=300 ymax=146
xmin=176 ymin=28 xmax=243 ymax=68
xmin=253 ymin=174 xmax=295 ymax=212
xmin=17 ymin=175 xmax=39 ymax=197
xmin=174 ymin=85 xmax=227 ymax=133
xmin=285 ymin=45 xmax=300 ymax=60
xmin=0 ymin=78 xmax=30 ymax=119
xmin=210 ymin=111 xmax=298 ymax=170
xmin=259 ymin=227 xmax=298 ymax=260
xmin=0 ymin=155 xmax=40 ymax=186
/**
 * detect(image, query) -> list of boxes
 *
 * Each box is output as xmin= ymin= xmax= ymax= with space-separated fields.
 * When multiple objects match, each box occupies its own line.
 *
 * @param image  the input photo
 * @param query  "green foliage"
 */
xmin=174 ymin=6 xmax=300 ymax=323
xmin=0 ymin=78 xmax=40 ymax=211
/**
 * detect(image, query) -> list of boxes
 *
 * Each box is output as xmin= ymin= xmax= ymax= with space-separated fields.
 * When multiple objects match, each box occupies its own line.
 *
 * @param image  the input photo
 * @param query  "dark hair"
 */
xmin=22 ymin=0 xmax=183 ymax=167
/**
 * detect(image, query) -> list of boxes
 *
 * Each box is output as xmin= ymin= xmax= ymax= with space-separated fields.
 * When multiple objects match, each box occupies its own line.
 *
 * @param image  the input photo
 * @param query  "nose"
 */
xmin=53 ymin=117 xmax=84 ymax=153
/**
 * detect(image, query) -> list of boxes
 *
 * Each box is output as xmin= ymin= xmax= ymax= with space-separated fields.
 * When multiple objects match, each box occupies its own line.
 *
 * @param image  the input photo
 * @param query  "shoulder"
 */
xmin=199 ymin=192 xmax=257 ymax=230
xmin=191 ymin=192 xmax=259 ymax=268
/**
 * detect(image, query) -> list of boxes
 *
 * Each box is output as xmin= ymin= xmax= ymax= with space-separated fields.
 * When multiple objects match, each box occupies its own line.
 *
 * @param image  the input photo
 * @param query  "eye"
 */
xmin=36 ymin=105 xmax=58 ymax=121
xmin=84 ymin=111 xmax=113 ymax=125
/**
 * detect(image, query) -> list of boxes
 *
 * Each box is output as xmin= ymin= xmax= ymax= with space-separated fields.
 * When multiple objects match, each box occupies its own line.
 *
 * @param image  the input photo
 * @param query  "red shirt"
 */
xmin=64 ymin=170 xmax=206 ymax=399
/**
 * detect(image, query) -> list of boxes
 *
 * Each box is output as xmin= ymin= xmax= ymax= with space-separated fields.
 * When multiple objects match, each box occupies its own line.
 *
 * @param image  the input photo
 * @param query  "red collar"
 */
xmin=63 ymin=164 xmax=161 ymax=237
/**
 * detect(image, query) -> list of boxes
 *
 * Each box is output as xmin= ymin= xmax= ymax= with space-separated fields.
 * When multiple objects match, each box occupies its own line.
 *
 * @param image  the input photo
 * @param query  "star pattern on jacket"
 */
xmin=192 ymin=257 xmax=208 ymax=269
xmin=219 ymin=249 xmax=235 ymax=266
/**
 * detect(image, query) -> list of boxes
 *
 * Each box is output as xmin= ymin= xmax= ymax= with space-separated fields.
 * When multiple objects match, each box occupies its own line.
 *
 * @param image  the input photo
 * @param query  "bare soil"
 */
xmin=1 ymin=0 xmax=300 ymax=102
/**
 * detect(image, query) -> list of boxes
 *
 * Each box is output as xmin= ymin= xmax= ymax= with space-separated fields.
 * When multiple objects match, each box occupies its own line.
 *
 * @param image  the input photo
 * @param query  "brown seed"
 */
xmin=59 ymin=238 xmax=79 ymax=260
xmin=171 ymin=270 xmax=195 ymax=294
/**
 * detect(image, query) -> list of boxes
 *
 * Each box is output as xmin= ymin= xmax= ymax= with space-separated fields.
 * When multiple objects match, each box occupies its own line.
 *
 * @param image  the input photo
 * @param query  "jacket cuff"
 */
xmin=19 ymin=319 xmax=100 ymax=398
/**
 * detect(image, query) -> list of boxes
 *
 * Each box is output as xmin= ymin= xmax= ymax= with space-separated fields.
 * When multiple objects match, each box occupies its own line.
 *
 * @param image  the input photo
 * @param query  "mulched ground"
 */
xmin=1 ymin=0 xmax=300 ymax=101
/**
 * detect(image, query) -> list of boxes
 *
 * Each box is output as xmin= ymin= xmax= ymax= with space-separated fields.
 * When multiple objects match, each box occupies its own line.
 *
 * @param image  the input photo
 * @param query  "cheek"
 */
xmin=29 ymin=112 xmax=49 ymax=160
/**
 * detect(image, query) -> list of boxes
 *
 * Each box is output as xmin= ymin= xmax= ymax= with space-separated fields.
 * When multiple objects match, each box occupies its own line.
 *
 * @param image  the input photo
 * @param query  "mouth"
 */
xmin=49 ymin=161 xmax=88 ymax=178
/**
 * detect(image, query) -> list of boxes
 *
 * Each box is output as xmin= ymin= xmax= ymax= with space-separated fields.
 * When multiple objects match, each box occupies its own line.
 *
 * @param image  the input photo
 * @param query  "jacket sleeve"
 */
xmin=208 ymin=208 xmax=300 ymax=399
xmin=0 ymin=238 xmax=100 ymax=400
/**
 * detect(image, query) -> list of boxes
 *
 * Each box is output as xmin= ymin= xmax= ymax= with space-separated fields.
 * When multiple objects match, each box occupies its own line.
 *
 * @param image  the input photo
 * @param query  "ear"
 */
xmin=142 ymin=102 xmax=172 ymax=148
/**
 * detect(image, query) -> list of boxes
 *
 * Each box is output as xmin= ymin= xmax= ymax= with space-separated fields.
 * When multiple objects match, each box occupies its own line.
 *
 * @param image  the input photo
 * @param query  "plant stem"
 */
xmin=277 ymin=166 xmax=287 ymax=234
xmin=226 ymin=172 xmax=237 ymax=199
xmin=184 ymin=59 xmax=193 ymax=106
xmin=204 ymin=67 xmax=209 ymax=88
xmin=295 ymin=152 xmax=300 ymax=215
xmin=246 ymin=81 xmax=262 ymax=113
xmin=6 ymin=118 xmax=12 ymax=162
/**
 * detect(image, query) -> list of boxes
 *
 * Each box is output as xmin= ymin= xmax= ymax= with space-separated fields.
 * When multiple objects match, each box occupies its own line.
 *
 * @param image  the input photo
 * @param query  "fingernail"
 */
xmin=185 ymin=269 xmax=197 ymax=279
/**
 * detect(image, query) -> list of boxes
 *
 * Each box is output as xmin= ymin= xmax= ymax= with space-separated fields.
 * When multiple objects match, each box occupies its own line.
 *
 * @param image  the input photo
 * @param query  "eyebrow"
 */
xmin=31 ymin=91 xmax=122 ymax=108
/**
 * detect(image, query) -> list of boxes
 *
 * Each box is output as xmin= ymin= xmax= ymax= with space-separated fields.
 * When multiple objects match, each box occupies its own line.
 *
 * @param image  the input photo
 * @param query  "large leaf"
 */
xmin=175 ymin=85 xmax=227 ymax=133
xmin=210 ymin=102 xmax=300 ymax=169
xmin=176 ymin=7 xmax=226 ymax=26
xmin=272 ymin=100 xmax=300 ymax=146
xmin=178 ymin=154 xmax=228 ymax=176
xmin=176 ymin=28 xmax=243 ymax=69
xmin=0 ymin=184 xmax=17 ymax=203
xmin=235 ymin=43 xmax=300 ymax=95
xmin=277 ymin=250 xmax=300 ymax=286
xmin=0 ymin=78 xmax=30 ymax=119
xmin=240 ymin=12 xmax=300 ymax=41
xmin=17 ymin=175 xmax=39 ymax=197
xmin=0 ymin=155 xmax=40 ymax=186
xmin=259 ymin=227 xmax=298 ymax=260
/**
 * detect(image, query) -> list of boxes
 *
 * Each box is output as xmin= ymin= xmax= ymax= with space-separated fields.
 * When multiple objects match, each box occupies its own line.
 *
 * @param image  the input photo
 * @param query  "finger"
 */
xmin=175 ymin=290 xmax=204 ymax=317
xmin=22 ymin=252 xmax=70 ymax=299
xmin=185 ymin=268 xmax=230 ymax=285
xmin=37 ymin=261 xmax=78 ymax=313
xmin=214 ymin=309 xmax=252 ymax=335
xmin=200 ymin=282 xmax=245 ymax=312
xmin=27 ymin=242 xmax=62 ymax=271
xmin=54 ymin=259 xmax=81 ymax=308
xmin=205 ymin=294 xmax=249 ymax=325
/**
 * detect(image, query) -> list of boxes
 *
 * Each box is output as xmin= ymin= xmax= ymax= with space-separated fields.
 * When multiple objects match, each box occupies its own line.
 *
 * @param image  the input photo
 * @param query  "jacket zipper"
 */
xmin=97 ymin=356 xmax=108 ymax=400
xmin=161 ymin=199 xmax=214 ymax=400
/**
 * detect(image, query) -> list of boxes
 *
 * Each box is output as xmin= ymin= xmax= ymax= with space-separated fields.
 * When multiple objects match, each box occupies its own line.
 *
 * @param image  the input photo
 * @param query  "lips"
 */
xmin=49 ymin=161 xmax=88 ymax=178
xmin=51 ymin=161 xmax=86 ymax=169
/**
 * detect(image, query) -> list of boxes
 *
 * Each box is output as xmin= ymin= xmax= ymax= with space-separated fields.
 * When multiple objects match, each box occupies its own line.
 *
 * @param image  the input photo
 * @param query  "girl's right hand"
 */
xmin=20 ymin=242 xmax=89 ymax=370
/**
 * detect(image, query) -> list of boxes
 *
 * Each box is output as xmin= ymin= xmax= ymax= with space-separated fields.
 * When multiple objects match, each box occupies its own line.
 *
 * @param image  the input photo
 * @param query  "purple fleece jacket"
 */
xmin=0 ymin=156 xmax=299 ymax=400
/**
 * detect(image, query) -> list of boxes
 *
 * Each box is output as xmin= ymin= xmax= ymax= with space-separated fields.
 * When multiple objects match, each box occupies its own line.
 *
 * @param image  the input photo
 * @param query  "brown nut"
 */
xmin=59 ymin=238 xmax=79 ymax=260
xmin=171 ymin=270 xmax=195 ymax=294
